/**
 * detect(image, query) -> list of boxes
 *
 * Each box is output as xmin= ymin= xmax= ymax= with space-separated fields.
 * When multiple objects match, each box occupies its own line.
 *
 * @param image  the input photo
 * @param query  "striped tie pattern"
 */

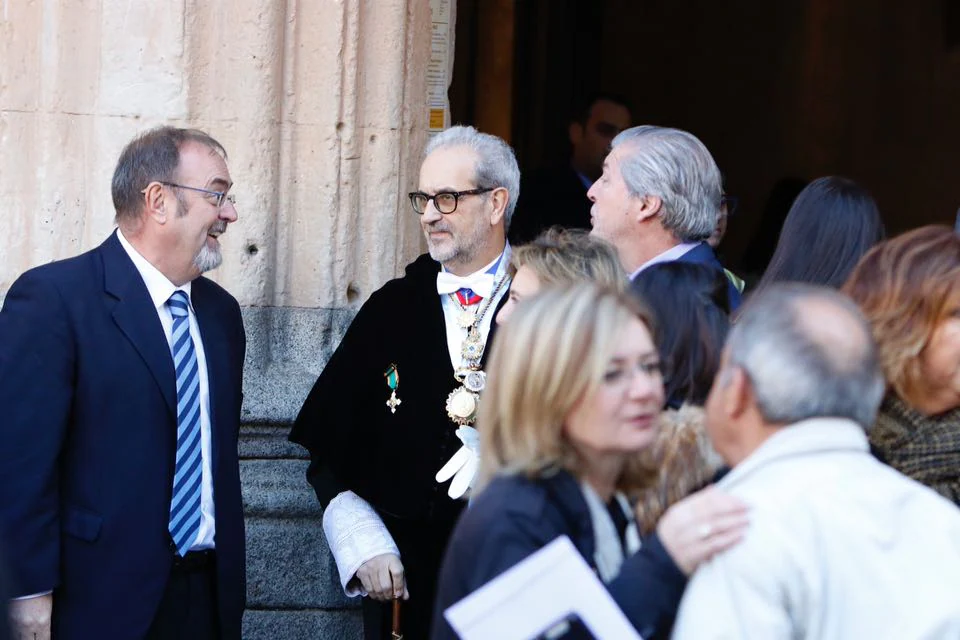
xmin=166 ymin=290 xmax=203 ymax=556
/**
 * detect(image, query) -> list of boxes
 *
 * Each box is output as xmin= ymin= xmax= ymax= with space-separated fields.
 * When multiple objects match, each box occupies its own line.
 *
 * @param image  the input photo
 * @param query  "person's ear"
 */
xmin=488 ymin=187 xmax=509 ymax=226
xmin=141 ymin=182 xmax=169 ymax=224
xmin=635 ymin=194 xmax=663 ymax=223
xmin=724 ymin=366 xmax=753 ymax=420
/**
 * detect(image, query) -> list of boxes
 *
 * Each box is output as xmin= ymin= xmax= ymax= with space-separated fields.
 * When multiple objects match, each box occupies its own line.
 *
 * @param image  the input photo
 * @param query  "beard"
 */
xmin=194 ymin=243 xmax=223 ymax=273
xmin=423 ymin=217 xmax=488 ymax=267
xmin=194 ymin=221 xmax=227 ymax=273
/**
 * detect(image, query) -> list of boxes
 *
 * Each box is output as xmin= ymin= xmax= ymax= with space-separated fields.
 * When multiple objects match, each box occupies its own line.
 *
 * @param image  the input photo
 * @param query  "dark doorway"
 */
xmin=451 ymin=0 xmax=960 ymax=269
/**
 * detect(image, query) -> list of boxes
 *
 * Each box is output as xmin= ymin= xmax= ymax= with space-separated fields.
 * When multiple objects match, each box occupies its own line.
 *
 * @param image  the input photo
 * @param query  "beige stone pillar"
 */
xmin=1 ymin=2 xmax=440 ymax=637
xmin=0 ymin=0 xmax=430 ymax=308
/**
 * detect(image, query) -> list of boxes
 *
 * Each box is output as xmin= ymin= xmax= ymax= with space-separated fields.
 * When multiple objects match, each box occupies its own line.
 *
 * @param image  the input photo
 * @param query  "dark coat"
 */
xmin=290 ymin=252 xmax=506 ymax=639
xmin=0 ymin=232 xmax=247 ymax=639
xmin=509 ymin=165 xmax=592 ymax=245
xmin=673 ymin=242 xmax=743 ymax=310
xmin=431 ymin=470 xmax=687 ymax=640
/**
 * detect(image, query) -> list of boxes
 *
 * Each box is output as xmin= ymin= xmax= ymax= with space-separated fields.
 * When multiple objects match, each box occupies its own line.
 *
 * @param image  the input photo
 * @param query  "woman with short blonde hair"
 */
xmin=843 ymin=225 xmax=960 ymax=502
xmin=495 ymin=227 xmax=625 ymax=324
xmin=433 ymin=284 xmax=748 ymax=639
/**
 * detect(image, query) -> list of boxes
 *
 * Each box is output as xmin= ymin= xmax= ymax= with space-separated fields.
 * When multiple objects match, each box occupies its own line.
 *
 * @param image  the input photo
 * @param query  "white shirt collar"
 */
xmin=116 ymin=228 xmax=193 ymax=311
xmin=629 ymin=241 xmax=702 ymax=280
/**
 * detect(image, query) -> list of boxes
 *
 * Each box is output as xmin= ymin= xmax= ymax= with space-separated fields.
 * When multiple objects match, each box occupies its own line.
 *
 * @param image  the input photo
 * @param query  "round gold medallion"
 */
xmin=446 ymin=386 xmax=479 ymax=425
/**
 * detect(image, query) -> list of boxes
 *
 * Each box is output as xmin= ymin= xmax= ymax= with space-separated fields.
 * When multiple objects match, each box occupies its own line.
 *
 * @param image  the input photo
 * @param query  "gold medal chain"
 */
xmin=448 ymin=273 xmax=510 ymax=368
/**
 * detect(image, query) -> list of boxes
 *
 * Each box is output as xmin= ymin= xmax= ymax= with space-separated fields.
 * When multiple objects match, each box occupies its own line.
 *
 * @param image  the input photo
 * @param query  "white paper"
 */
xmin=444 ymin=536 xmax=643 ymax=640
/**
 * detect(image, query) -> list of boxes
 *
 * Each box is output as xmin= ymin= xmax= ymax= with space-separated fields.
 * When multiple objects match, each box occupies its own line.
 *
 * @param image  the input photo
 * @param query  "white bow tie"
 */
xmin=436 ymin=271 xmax=495 ymax=299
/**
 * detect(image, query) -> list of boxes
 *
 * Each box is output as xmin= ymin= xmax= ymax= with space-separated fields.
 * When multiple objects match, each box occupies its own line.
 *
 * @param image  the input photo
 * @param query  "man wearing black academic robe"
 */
xmin=290 ymin=252 xmax=505 ymax=639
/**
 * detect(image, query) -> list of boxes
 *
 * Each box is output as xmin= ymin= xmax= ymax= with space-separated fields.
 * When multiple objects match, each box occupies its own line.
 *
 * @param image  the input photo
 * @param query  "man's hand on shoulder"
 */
xmin=354 ymin=553 xmax=409 ymax=602
xmin=10 ymin=593 xmax=53 ymax=640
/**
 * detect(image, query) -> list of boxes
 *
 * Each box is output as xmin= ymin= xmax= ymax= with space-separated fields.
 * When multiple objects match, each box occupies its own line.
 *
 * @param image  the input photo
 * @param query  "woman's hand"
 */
xmin=655 ymin=485 xmax=749 ymax=575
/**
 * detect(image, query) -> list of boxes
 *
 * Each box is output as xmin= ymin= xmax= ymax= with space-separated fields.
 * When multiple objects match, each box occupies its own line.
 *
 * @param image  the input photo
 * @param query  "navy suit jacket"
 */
xmin=671 ymin=242 xmax=742 ymax=310
xmin=432 ymin=471 xmax=687 ymax=639
xmin=0 ymin=232 xmax=246 ymax=639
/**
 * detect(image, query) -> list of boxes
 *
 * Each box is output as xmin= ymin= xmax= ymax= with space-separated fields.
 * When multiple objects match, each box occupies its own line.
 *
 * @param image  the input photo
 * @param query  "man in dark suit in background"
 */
xmin=509 ymin=93 xmax=632 ymax=244
xmin=0 ymin=127 xmax=247 ymax=639
xmin=588 ymin=124 xmax=742 ymax=308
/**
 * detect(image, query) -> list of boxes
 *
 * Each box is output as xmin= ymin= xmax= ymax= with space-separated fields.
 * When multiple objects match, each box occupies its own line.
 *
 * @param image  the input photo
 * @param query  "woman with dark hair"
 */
xmin=738 ymin=176 xmax=808 ymax=284
xmin=755 ymin=176 xmax=885 ymax=292
xmin=630 ymin=262 xmax=731 ymax=409
xmin=629 ymin=262 xmax=730 ymax=534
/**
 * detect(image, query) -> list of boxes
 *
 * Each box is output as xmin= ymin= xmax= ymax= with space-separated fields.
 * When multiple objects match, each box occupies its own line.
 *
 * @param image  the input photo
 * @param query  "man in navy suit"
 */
xmin=0 ymin=127 xmax=247 ymax=639
xmin=587 ymin=125 xmax=742 ymax=309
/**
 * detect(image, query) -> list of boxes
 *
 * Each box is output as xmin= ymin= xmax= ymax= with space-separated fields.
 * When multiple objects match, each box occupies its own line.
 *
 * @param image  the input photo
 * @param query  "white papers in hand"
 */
xmin=444 ymin=535 xmax=642 ymax=640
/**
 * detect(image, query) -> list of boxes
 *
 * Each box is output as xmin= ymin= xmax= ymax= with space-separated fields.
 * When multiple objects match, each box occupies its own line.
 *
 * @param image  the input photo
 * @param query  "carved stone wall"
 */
xmin=0 ymin=1 xmax=437 ymax=637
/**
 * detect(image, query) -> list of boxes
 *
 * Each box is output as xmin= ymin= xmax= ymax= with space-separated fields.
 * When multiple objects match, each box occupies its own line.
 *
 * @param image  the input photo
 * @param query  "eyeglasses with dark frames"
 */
xmin=160 ymin=181 xmax=237 ymax=209
xmin=408 ymin=188 xmax=493 ymax=215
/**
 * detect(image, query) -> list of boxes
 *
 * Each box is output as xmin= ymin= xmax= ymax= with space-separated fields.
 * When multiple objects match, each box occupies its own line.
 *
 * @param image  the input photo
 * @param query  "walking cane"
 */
xmin=391 ymin=598 xmax=403 ymax=639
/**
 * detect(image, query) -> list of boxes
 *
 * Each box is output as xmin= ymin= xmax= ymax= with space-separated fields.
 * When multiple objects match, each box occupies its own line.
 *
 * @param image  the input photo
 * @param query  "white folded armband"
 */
xmin=322 ymin=491 xmax=400 ymax=597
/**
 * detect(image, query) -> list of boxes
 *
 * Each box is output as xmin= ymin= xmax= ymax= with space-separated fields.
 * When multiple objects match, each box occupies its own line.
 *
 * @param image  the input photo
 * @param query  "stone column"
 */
xmin=1 ymin=1 xmax=435 ymax=637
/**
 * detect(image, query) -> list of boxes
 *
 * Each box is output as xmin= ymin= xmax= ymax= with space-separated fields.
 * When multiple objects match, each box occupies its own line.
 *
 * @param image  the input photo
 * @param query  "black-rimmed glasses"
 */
xmin=408 ymin=188 xmax=493 ymax=214
xmin=161 ymin=181 xmax=237 ymax=209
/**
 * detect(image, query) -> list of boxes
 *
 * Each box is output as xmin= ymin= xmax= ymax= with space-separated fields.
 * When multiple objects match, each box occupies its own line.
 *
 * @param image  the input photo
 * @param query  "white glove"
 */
xmin=435 ymin=426 xmax=481 ymax=499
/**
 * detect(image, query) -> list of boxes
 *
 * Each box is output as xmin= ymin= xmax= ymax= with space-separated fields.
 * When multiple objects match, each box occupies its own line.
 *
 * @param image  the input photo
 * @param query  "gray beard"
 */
xmin=194 ymin=242 xmax=223 ymax=273
xmin=427 ymin=242 xmax=457 ymax=264
xmin=423 ymin=224 xmax=486 ymax=268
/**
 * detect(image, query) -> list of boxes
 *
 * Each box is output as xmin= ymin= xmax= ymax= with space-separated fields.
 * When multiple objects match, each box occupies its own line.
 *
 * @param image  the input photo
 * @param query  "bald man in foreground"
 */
xmin=672 ymin=283 xmax=960 ymax=639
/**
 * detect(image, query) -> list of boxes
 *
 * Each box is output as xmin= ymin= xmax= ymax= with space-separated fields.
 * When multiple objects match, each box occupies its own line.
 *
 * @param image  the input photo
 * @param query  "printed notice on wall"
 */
xmin=429 ymin=0 xmax=454 ymax=134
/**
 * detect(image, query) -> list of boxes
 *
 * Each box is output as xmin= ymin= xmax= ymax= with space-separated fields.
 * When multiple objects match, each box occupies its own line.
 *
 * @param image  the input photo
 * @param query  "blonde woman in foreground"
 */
xmin=431 ymin=285 xmax=748 ymax=640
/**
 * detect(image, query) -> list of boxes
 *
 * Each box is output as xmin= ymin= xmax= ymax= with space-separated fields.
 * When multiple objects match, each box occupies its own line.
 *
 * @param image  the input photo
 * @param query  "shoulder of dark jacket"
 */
xmin=462 ymin=471 xmax=591 ymax=544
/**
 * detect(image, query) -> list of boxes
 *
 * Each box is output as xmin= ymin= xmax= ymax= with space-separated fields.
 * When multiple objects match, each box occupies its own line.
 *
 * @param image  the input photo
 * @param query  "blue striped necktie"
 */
xmin=166 ymin=290 xmax=203 ymax=556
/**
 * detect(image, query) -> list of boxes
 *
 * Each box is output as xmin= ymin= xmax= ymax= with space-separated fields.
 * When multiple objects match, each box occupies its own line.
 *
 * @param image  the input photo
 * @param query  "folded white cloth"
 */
xmin=322 ymin=491 xmax=400 ymax=597
xmin=436 ymin=271 xmax=495 ymax=299
xmin=435 ymin=426 xmax=481 ymax=499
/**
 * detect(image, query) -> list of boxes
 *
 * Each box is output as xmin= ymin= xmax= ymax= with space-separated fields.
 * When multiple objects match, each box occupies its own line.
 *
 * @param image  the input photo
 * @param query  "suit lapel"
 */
xmin=101 ymin=232 xmax=177 ymax=419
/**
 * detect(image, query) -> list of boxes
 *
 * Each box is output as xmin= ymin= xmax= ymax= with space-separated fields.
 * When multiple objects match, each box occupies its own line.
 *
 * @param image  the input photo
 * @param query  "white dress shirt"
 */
xmin=324 ymin=247 xmax=511 ymax=595
xmin=672 ymin=417 xmax=960 ymax=639
xmin=628 ymin=241 xmax=700 ymax=280
xmin=439 ymin=247 xmax=510 ymax=371
xmin=117 ymin=229 xmax=216 ymax=550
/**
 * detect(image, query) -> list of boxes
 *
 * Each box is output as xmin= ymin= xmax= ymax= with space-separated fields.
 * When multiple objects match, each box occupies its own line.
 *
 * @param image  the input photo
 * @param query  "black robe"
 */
xmin=290 ymin=252 xmax=504 ymax=640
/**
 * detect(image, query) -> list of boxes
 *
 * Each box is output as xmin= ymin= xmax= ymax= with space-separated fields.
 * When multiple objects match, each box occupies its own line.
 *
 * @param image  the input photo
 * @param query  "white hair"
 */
xmin=425 ymin=125 xmax=521 ymax=227
xmin=611 ymin=125 xmax=722 ymax=242
xmin=724 ymin=283 xmax=885 ymax=429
